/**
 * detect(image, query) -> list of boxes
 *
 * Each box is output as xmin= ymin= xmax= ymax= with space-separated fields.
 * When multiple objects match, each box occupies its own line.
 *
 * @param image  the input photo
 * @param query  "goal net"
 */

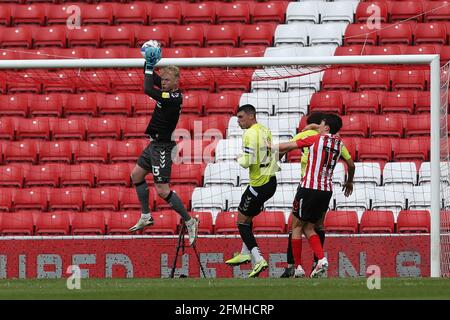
xmin=0 ymin=54 xmax=448 ymax=278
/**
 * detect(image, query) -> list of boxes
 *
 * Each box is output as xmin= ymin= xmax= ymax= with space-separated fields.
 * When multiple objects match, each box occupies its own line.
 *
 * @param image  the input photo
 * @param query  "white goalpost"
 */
xmin=0 ymin=55 xmax=447 ymax=277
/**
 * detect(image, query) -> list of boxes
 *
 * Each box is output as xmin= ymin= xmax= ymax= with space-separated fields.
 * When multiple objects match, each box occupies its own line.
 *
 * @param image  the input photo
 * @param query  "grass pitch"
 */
xmin=0 ymin=278 xmax=449 ymax=300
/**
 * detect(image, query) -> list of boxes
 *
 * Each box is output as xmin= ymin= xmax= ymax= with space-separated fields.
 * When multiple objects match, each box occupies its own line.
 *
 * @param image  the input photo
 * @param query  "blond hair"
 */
xmin=162 ymin=65 xmax=180 ymax=79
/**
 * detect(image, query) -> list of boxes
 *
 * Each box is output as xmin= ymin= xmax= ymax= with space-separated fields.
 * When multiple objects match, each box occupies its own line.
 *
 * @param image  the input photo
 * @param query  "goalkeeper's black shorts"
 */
xmin=137 ymin=140 xmax=176 ymax=184
xmin=238 ymin=176 xmax=277 ymax=217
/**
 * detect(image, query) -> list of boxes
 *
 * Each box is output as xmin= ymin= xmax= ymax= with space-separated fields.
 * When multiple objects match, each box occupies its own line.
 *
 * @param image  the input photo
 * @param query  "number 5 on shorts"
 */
xmin=152 ymin=166 xmax=160 ymax=176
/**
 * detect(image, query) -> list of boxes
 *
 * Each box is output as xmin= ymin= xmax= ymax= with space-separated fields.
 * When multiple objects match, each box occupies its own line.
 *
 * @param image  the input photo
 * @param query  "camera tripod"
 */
xmin=170 ymin=220 xmax=207 ymax=278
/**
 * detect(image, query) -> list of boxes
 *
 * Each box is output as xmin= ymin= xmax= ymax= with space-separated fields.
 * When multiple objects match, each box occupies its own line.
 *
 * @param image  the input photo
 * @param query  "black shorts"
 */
xmin=292 ymin=186 xmax=332 ymax=224
xmin=137 ymin=141 xmax=176 ymax=184
xmin=238 ymin=176 xmax=277 ymax=217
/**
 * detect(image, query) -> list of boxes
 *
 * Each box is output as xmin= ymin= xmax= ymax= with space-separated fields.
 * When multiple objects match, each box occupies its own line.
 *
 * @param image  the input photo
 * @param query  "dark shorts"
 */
xmin=238 ymin=176 xmax=277 ymax=217
xmin=292 ymin=186 xmax=332 ymax=224
xmin=137 ymin=141 xmax=176 ymax=184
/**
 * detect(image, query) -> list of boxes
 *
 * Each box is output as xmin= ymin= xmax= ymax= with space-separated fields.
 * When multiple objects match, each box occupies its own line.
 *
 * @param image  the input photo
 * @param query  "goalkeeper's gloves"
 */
xmin=144 ymin=47 xmax=161 ymax=74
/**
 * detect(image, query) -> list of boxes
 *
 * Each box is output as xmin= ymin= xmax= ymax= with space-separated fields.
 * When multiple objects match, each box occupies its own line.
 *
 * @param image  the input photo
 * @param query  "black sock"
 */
xmin=313 ymin=227 xmax=326 ymax=263
xmin=135 ymin=181 xmax=150 ymax=214
xmin=287 ymin=231 xmax=294 ymax=266
xmin=238 ymin=222 xmax=257 ymax=252
xmin=165 ymin=191 xmax=191 ymax=221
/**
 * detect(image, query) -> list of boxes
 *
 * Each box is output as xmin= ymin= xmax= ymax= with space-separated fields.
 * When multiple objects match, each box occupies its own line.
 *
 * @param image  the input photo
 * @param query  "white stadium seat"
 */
xmin=264 ymin=185 xmax=297 ymax=214
xmin=267 ymin=115 xmax=300 ymax=140
xmin=251 ymin=69 xmax=286 ymax=92
xmin=274 ymin=24 xmax=308 ymax=46
xmin=215 ymin=139 xmax=242 ymax=162
xmin=332 ymin=162 xmax=346 ymax=186
xmin=300 ymin=45 xmax=337 ymax=57
xmin=278 ymin=163 xmax=302 ymax=185
xmin=334 ymin=187 xmax=374 ymax=221
xmin=408 ymin=185 xmax=431 ymax=211
xmin=191 ymin=186 xmax=232 ymax=218
xmin=418 ymin=162 xmax=450 ymax=186
xmin=286 ymin=2 xmax=320 ymax=24
xmin=264 ymin=46 xmax=302 ymax=58
xmin=239 ymin=91 xmax=275 ymax=115
xmin=353 ymin=162 xmax=381 ymax=187
xmin=286 ymin=71 xmax=323 ymax=92
xmin=320 ymin=1 xmax=357 ymax=23
xmin=203 ymin=162 xmax=240 ymax=187
xmin=372 ymin=186 xmax=407 ymax=218
xmin=273 ymin=90 xmax=312 ymax=116
xmin=383 ymin=162 xmax=417 ymax=186
xmin=308 ymin=23 xmax=348 ymax=46
xmin=228 ymin=186 xmax=249 ymax=212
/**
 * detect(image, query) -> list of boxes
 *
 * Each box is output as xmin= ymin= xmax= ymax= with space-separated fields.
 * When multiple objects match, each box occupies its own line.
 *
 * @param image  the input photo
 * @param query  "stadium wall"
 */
xmin=0 ymin=235 xmax=429 ymax=279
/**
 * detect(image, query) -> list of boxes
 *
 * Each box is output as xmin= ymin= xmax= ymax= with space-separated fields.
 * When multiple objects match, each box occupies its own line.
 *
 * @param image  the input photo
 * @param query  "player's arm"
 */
xmin=301 ymin=123 xmax=319 ymax=132
xmin=237 ymin=132 xmax=256 ymax=169
xmin=340 ymin=145 xmax=354 ymax=197
xmin=274 ymin=135 xmax=316 ymax=154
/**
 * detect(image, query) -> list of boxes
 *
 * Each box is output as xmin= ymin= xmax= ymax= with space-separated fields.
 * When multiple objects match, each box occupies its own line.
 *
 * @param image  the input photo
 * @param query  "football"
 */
xmin=140 ymin=40 xmax=161 ymax=58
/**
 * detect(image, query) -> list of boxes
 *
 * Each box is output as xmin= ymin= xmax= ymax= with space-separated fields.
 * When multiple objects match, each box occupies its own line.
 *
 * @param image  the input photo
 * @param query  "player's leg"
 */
xmin=279 ymin=230 xmax=295 ymax=278
xmin=289 ymin=186 xmax=307 ymax=278
xmin=303 ymin=222 xmax=328 ymax=278
xmin=311 ymin=212 xmax=326 ymax=271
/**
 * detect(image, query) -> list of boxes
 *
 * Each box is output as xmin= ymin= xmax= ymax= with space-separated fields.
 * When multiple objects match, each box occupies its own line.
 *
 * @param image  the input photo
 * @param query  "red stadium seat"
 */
xmin=13 ymin=187 xmax=48 ymax=211
xmin=343 ymin=24 xmax=378 ymax=46
xmin=0 ymin=188 xmax=13 ymax=212
xmin=96 ymin=163 xmax=132 ymax=187
xmin=240 ymin=24 xmax=274 ymax=46
xmin=16 ymin=117 xmax=49 ymax=140
xmin=48 ymin=187 xmax=84 ymax=212
xmin=109 ymin=140 xmax=146 ymax=163
xmin=341 ymin=137 xmax=359 ymax=161
xmin=180 ymin=68 xmax=215 ymax=92
xmin=180 ymin=92 xmax=203 ymax=114
xmin=84 ymin=187 xmax=120 ymax=211
xmin=229 ymin=46 xmax=265 ymax=57
xmin=378 ymin=23 xmax=413 ymax=45
xmin=360 ymin=210 xmax=395 ymax=233
xmin=46 ymin=4 xmax=75 ymax=25
xmin=322 ymin=68 xmax=356 ymax=91
xmin=380 ymin=91 xmax=415 ymax=114
xmin=340 ymin=114 xmax=369 ymax=138
xmin=88 ymin=47 xmax=126 ymax=59
xmin=113 ymin=2 xmax=148 ymax=25
xmin=0 ymin=5 xmax=11 ymax=26
xmin=136 ymin=25 xmax=170 ymax=48
xmin=0 ymin=164 xmax=24 ymax=187
xmin=170 ymin=163 xmax=204 ymax=186
xmin=38 ymin=140 xmax=72 ymax=164
xmin=252 ymin=2 xmax=286 ymax=24
xmin=358 ymin=137 xmax=392 ymax=162
xmin=71 ymin=211 xmax=106 ymax=235
xmin=205 ymin=24 xmax=239 ymax=47
xmin=369 ymin=114 xmax=405 ymax=138
xmin=357 ymin=68 xmax=391 ymax=91
xmin=324 ymin=210 xmax=359 ymax=233
xmin=334 ymin=45 xmax=365 ymax=56
xmin=309 ymin=91 xmax=344 ymax=114
xmin=397 ymin=210 xmax=430 ymax=233
xmin=0 ymin=211 xmax=34 ymax=235
xmin=98 ymin=93 xmax=132 ymax=116
xmin=215 ymin=68 xmax=252 ymax=92
xmin=0 ymin=26 xmax=32 ymax=48
xmin=393 ymin=137 xmax=429 ymax=161
xmin=122 ymin=48 xmax=144 ymax=59
xmin=119 ymin=187 xmax=151 ymax=211
xmin=72 ymin=140 xmax=109 ymax=163
xmin=405 ymin=114 xmax=430 ymax=137
xmin=29 ymin=93 xmax=62 ymax=117
xmin=214 ymin=211 xmax=239 ymax=234
xmin=404 ymin=45 xmax=440 ymax=55
xmin=142 ymin=210 xmax=179 ymax=235
xmin=154 ymin=185 xmax=195 ymax=211
xmin=3 ymin=140 xmax=38 ymax=164
xmin=162 ymin=47 xmax=194 ymax=58
xmin=355 ymin=1 xmax=388 ymax=23
xmin=441 ymin=211 xmax=450 ymax=232
xmin=205 ymin=92 xmax=239 ymax=115
xmin=252 ymin=211 xmax=285 ymax=234
xmin=0 ymin=117 xmax=15 ymax=140
xmin=0 ymin=49 xmax=22 ymax=61
xmin=49 ymin=118 xmax=86 ymax=140
xmin=390 ymin=1 xmax=423 ymax=22
xmin=415 ymin=91 xmax=430 ymax=113
xmin=0 ymin=94 xmax=28 ymax=117
xmin=193 ymin=115 xmax=229 ymax=139
xmin=344 ymin=91 xmax=379 ymax=114
xmin=392 ymin=69 xmax=426 ymax=91
xmin=190 ymin=211 xmax=213 ymax=234
xmin=107 ymin=211 xmax=141 ymax=235
xmin=12 ymin=4 xmax=45 ymax=25
xmin=76 ymin=69 xmax=111 ymax=93
xmin=110 ymin=69 xmax=141 ymax=92
xmin=64 ymin=93 xmax=97 ymax=117
xmin=175 ymin=114 xmax=193 ymax=137
xmin=32 ymin=25 xmax=66 ymax=48
xmin=122 ymin=117 xmax=151 ymax=139
xmin=150 ymin=3 xmax=182 ymax=24
xmin=60 ymin=163 xmax=95 ymax=187
xmin=183 ymin=2 xmax=216 ymax=24
xmin=23 ymin=163 xmax=60 ymax=187
xmin=34 ymin=211 xmax=71 ymax=235
xmin=86 ymin=117 xmax=121 ymax=140
xmin=364 ymin=44 xmax=404 ymax=55
xmin=67 ymin=26 xmax=101 ymax=47
xmin=171 ymin=25 xmax=204 ymax=47
xmin=217 ymin=2 xmax=250 ymax=24
xmin=80 ymin=3 xmax=113 ymax=25
xmin=414 ymin=23 xmax=447 ymax=45
xmin=425 ymin=1 xmax=450 ymax=22
xmin=101 ymin=25 xmax=135 ymax=47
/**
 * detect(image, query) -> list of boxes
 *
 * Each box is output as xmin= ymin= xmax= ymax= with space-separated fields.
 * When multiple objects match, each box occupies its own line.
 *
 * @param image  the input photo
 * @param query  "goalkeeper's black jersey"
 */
xmin=144 ymin=72 xmax=182 ymax=142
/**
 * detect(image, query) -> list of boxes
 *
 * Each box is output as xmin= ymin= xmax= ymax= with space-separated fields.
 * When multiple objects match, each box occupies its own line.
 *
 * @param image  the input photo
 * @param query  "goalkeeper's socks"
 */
xmin=291 ymin=238 xmax=302 ymax=266
xmin=141 ymin=213 xmax=152 ymax=220
xmin=165 ymin=191 xmax=191 ymax=221
xmin=308 ymin=235 xmax=324 ymax=260
xmin=135 ymin=181 xmax=150 ymax=215
xmin=286 ymin=231 xmax=294 ymax=265
xmin=251 ymin=247 xmax=263 ymax=263
xmin=241 ymin=243 xmax=251 ymax=255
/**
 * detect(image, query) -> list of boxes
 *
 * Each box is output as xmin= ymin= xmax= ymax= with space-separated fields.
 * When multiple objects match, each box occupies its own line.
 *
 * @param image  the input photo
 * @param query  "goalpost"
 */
xmin=0 ymin=55 xmax=448 ymax=278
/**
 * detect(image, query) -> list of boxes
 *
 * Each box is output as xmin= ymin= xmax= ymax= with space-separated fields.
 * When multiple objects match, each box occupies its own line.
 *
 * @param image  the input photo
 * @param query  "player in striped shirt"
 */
xmin=274 ymin=113 xmax=355 ymax=278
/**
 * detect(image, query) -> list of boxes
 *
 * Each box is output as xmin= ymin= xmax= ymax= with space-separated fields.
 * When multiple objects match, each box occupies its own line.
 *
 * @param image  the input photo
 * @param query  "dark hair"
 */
xmin=306 ymin=112 xmax=326 ymax=125
xmin=323 ymin=113 xmax=343 ymax=134
xmin=237 ymin=104 xmax=256 ymax=115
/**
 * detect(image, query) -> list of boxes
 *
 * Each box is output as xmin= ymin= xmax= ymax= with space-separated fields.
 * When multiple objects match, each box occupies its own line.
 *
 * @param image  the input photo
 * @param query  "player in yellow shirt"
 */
xmin=225 ymin=104 xmax=280 ymax=278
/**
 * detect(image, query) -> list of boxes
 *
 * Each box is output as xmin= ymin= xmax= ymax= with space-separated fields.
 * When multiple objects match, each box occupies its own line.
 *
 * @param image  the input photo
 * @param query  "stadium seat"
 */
xmin=214 ymin=211 xmax=239 ymax=234
xmin=12 ymin=4 xmax=45 ymax=25
xmin=404 ymin=45 xmax=439 ymax=55
xmin=321 ymin=1 xmax=356 ymax=23
xmin=358 ymin=137 xmax=392 ymax=162
xmin=324 ymin=210 xmax=359 ymax=233
xmin=393 ymin=137 xmax=429 ymax=162
xmin=277 ymin=163 xmax=301 ymax=186
xmin=408 ymin=185 xmax=431 ymax=210
xmin=0 ymin=5 xmax=11 ymax=26
xmin=360 ymin=210 xmax=395 ymax=233
xmin=217 ymin=2 xmax=250 ymax=24
xmin=285 ymin=1 xmax=319 ymax=24
xmin=378 ymin=23 xmax=413 ymax=45
xmin=142 ymin=210 xmax=179 ymax=235
xmin=84 ymin=187 xmax=119 ymax=211
xmin=343 ymin=24 xmax=377 ymax=46
xmin=191 ymin=186 xmax=230 ymax=214
xmin=205 ymin=24 xmax=239 ymax=47
xmin=357 ymin=68 xmax=391 ymax=91
xmin=95 ymin=163 xmax=132 ymax=187
xmin=390 ymin=1 xmax=424 ymax=22
xmin=0 ymin=164 xmax=24 ymax=187
xmin=67 ymin=26 xmax=101 ymax=47
xmin=230 ymin=46 xmax=265 ymax=57
xmin=215 ymin=139 xmax=241 ymax=162
xmin=309 ymin=23 xmax=347 ymax=46
xmin=414 ymin=23 xmax=447 ymax=45
xmin=98 ymin=93 xmax=132 ymax=117
xmin=45 ymin=4 xmax=75 ymax=25
xmin=131 ymin=94 xmax=156 ymax=117
xmin=86 ymin=118 xmax=121 ymax=140
xmin=339 ymin=114 xmax=369 ymax=137
xmin=155 ymin=185 xmax=195 ymax=211
xmin=372 ymin=185 xmax=408 ymax=215
xmin=29 ymin=94 xmax=62 ymax=117
xmin=89 ymin=47 xmax=126 ymax=60
xmin=179 ymin=92 xmax=203 ymax=115
xmin=380 ymin=91 xmax=415 ymax=114
xmin=343 ymin=91 xmax=379 ymax=114
xmin=0 ymin=188 xmax=13 ymax=212
xmin=15 ymin=117 xmax=49 ymax=140
xmin=64 ymin=93 xmax=97 ymax=117
xmin=424 ymin=1 xmax=450 ymax=21
xmin=397 ymin=210 xmax=430 ymax=233
xmin=216 ymin=68 xmax=252 ymax=92
xmin=171 ymin=25 xmax=204 ymax=47
xmin=441 ymin=211 xmax=450 ymax=231
xmin=353 ymin=162 xmax=381 ymax=187
xmin=71 ymin=211 xmax=106 ymax=235
xmin=253 ymin=2 xmax=286 ymax=24
xmin=369 ymin=114 xmax=405 ymax=138
xmin=190 ymin=211 xmax=213 ymax=234
xmin=273 ymin=91 xmax=311 ymax=116
xmin=383 ymin=162 xmax=417 ymax=186
xmin=355 ymin=1 xmax=388 ymax=23
xmin=0 ymin=26 xmax=32 ymax=48
xmin=23 ymin=163 xmax=60 ymax=187
xmin=0 ymin=49 xmax=21 ymax=62
xmin=113 ymin=2 xmax=148 ymax=25
xmin=264 ymin=185 xmax=297 ymax=213
xmin=171 ymin=163 xmax=204 ymax=187
xmin=0 ymin=94 xmax=28 ymax=117
xmin=309 ymin=91 xmax=344 ymax=114
xmin=0 ymin=117 xmax=15 ymax=140
xmin=180 ymin=68 xmax=215 ymax=92
xmin=136 ymin=25 xmax=170 ymax=48
xmin=392 ymin=69 xmax=426 ymax=91
xmin=418 ymin=162 xmax=450 ymax=186
xmin=101 ymin=25 xmax=135 ymax=47
xmin=204 ymin=93 xmax=239 ymax=115
xmin=13 ymin=187 xmax=48 ymax=211
xmin=162 ymin=47 xmax=194 ymax=59
xmin=240 ymin=24 xmax=274 ymax=46
xmin=203 ymin=162 xmax=240 ymax=187
xmin=107 ymin=211 xmax=140 ymax=235
xmin=119 ymin=187 xmax=149 ymax=211
xmin=48 ymin=187 xmax=84 ymax=212
xmin=49 ymin=118 xmax=85 ymax=141
xmin=341 ymin=137 xmax=359 ymax=161
xmin=334 ymin=45 xmax=365 ymax=56
xmin=31 ymin=25 xmax=66 ymax=48
xmin=183 ymin=2 xmax=216 ymax=24
xmin=415 ymin=91 xmax=430 ymax=113
xmin=34 ymin=211 xmax=71 ymax=235
xmin=194 ymin=47 xmax=229 ymax=58
xmin=405 ymin=114 xmax=430 ymax=137
xmin=150 ymin=2 xmax=182 ymax=24
xmin=252 ymin=211 xmax=286 ymax=234
xmin=0 ymin=211 xmax=34 ymax=235
xmin=72 ymin=140 xmax=109 ymax=163
xmin=364 ymin=45 xmax=403 ymax=56
xmin=274 ymin=23 xmax=308 ymax=47
xmin=3 ymin=140 xmax=38 ymax=164
xmin=109 ymin=140 xmax=145 ymax=163
xmin=38 ymin=140 xmax=72 ymax=164
xmin=322 ymin=68 xmax=356 ymax=91
xmin=80 ymin=3 xmax=113 ymax=25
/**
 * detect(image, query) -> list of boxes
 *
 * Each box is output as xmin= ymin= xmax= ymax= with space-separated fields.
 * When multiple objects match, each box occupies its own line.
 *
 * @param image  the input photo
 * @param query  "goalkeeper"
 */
xmin=129 ymin=42 xmax=199 ymax=247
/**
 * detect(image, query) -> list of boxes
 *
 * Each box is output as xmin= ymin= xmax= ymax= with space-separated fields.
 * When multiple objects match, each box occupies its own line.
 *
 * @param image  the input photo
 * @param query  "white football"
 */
xmin=140 ymin=40 xmax=160 ymax=57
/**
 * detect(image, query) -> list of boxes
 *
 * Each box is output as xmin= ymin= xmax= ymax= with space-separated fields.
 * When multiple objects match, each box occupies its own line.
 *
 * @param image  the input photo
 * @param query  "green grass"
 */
xmin=0 ymin=278 xmax=449 ymax=300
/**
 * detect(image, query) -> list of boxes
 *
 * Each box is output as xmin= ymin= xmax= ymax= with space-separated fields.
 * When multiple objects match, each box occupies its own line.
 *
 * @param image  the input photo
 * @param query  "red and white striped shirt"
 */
xmin=295 ymin=134 xmax=344 ymax=191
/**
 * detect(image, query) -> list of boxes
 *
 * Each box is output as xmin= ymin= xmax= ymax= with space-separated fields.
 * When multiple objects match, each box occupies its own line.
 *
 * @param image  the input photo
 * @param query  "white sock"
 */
xmin=185 ymin=218 xmax=195 ymax=226
xmin=141 ymin=213 xmax=151 ymax=219
xmin=251 ymin=247 xmax=264 ymax=263
xmin=241 ymin=243 xmax=250 ymax=255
